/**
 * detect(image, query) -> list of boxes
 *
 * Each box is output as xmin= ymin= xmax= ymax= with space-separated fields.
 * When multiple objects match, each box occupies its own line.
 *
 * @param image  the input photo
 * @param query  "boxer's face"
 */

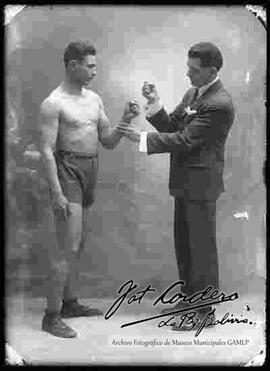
xmin=70 ymin=55 xmax=97 ymax=85
xmin=186 ymin=57 xmax=215 ymax=88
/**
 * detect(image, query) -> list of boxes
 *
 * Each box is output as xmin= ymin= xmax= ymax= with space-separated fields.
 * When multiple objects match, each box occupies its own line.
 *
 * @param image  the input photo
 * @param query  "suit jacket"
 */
xmin=146 ymin=80 xmax=234 ymax=200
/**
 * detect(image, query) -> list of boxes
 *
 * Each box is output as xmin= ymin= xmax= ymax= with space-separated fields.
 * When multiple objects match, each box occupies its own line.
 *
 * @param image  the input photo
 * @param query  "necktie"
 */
xmin=192 ymin=88 xmax=199 ymax=103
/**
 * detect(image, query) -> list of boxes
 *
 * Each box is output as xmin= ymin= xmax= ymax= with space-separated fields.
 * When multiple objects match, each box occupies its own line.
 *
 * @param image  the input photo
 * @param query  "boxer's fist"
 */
xmin=122 ymin=100 xmax=141 ymax=123
xmin=142 ymin=81 xmax=159 ymax=103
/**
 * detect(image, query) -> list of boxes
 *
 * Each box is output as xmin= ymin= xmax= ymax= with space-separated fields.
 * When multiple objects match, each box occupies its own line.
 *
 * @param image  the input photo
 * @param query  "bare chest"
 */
xmin=59 ymin=95 xmax=100 ymax=129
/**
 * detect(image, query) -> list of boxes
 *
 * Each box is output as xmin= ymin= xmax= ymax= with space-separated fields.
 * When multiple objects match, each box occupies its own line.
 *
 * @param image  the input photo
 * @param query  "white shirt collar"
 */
xmin=198 ymin=75 xmax=219 ymax=98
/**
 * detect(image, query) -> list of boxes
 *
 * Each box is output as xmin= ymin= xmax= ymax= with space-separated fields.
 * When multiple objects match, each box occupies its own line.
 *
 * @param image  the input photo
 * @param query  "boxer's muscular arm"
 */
xmin=97 ymin=98 xmax=124 ymax=149
xmin=38 ymin=98 xmax=63 ymax=197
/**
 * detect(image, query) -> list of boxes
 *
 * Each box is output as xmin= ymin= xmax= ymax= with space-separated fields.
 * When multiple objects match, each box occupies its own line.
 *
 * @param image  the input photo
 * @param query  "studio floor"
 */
xmin=6 ymin=291 xmax=266 ymax=366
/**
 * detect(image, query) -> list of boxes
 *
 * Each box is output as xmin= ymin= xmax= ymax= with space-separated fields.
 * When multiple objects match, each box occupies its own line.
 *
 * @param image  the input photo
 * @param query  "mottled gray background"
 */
xmin=6 ymin=5 xmax=266 ymax=299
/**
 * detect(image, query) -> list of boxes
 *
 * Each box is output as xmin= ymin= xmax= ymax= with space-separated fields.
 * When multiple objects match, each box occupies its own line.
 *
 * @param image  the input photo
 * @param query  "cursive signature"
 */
xmin=104 ymin=280 xmax=239 ymax=328
xmin=158 ymin=308 xmax=250 ymax=337
xmin=105 ymin=280 xmax=156 ymax=320
xmin=152 ymin=280 xmax=238 ymax=306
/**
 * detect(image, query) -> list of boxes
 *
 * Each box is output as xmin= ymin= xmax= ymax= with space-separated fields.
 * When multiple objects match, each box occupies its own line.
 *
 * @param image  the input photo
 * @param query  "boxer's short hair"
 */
xmin=188 ymin=42 xmax=223 ymax=71
xmin=63 ymin=41 xmax=96 ymax=68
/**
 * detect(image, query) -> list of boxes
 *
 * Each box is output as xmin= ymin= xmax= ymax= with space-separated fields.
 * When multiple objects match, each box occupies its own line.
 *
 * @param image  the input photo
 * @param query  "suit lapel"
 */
xmin=191 ymin=80 xmax=223 ymax=109
xmin=187 ymin=88 xmax=199 ymax=107
xmin=180 ymin=80 xmax=223 ymax=127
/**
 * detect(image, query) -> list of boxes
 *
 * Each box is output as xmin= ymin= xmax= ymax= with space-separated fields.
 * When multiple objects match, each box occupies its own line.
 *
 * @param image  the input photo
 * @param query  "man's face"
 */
xmin=72 ymin=55 xmax=97 ymax=85
xmin=186 ymin=57 xmax=214 ymax=88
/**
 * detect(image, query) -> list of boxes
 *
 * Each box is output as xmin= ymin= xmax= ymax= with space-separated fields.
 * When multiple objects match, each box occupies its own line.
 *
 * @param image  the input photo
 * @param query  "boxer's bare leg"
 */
xmin=60 ymin=202 xmax=103 ymax=318
xmin=46 ymin=202 xmax=82 ymax=311
xmin=63 ymin=203 xmax=95 ymax=300
xmin=62 ymin=202 xmax=83 ymax=300
xmin=61 ymin=206 xmax=92 ymax=302
xmin=80 ymin=205 xmax=93 ymax=253
xmin=45 ymin=259 xmax=68 ymax=313
xmin=42 ymin=203 xmax=82 ymax=338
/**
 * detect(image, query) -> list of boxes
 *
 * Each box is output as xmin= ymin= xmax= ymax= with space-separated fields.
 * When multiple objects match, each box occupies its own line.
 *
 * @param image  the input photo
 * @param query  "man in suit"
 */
xmin=119 ymin=42 xmax=234 ymax=331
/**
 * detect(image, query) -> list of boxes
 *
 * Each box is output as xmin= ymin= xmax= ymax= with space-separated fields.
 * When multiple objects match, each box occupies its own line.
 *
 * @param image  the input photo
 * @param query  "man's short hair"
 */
xmin=188 ymin=42 xmax=223 ymax=71
xmin=63 ymin=41 xmax=96 ymax=68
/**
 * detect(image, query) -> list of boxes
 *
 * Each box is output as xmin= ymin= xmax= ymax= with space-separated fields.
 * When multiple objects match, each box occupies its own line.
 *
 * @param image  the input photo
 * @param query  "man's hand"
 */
xmin=51 ymin=193 xmax=72 ymax=220
xmin=142 ymin=81 xmax=159 ymax=103
xmin=122 ymin=100 xmax=141 ymax=123
xmin=116 ymin=122 xmax=140 ymax=143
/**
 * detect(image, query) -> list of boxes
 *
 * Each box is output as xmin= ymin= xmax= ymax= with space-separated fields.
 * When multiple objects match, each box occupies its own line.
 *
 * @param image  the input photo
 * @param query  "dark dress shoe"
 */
xmin=61 ymin=299 xmax=103 ymax=318
xmin=42 ymin=313 xmax=77 ymax=338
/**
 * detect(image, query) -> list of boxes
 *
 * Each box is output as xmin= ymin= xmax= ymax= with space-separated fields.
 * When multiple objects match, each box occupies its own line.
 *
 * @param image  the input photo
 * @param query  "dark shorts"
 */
xmin=54 ymin=151 xmax=99 ymax=208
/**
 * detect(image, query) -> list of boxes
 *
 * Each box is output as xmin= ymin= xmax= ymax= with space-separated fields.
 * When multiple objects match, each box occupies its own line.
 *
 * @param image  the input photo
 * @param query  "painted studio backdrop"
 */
xmin=6 ymin=5 xmax=266 ymax=298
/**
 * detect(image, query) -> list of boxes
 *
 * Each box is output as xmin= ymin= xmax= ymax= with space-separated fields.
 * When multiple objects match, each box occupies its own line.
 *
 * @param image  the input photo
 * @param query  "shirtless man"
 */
xmin=38 ymin=41 xmax=140 ymax=338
